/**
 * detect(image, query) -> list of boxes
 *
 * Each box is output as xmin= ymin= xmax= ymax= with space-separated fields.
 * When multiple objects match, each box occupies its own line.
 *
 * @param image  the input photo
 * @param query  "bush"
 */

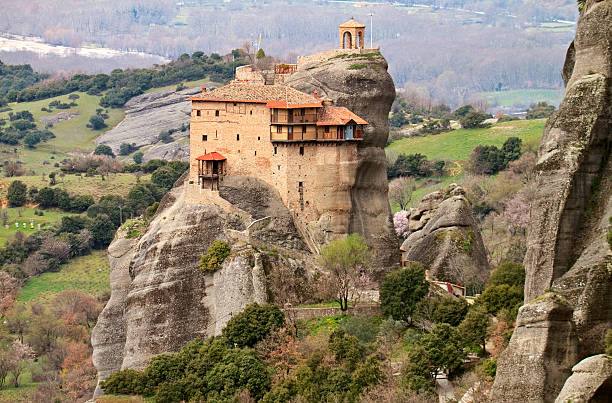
xmin=460 ymin=111 xmax=491 ymax=129
xmin=100 ymin=369 xmax=146 ymax=395
xmin=93 ymin=144 xmax=114 ymax=158
xmin=501 ymin=137 xmax=522 ymax=163
xmin=133 ymin=151 xmax=144 ymax=164
xmin=7 ymin=180 xmax=27 ymax=207
xmin=480 ymin=357 xmax=497 ymax=379
xmin=380 ymin=262 xmax=429 ymax=324
xmin=526 ymin=102 xmax=555 ymax=120
xmin=89 ymin=114 xmax=107 ymax=130
xmin=199 ymin=240 xmax=231 ymax=273
xmin=478 ymin=284 xmax=523 ymax=316
xmin=222 ymin=303 xmax=285 ymax=348
xmin=119 ymin=142 xmax=138 ymax=156
xmin=454 ymin=104 xmax=475 ymax=118
xmin=387 ymin=153 xmax=438 ymax=179
xmin=487 ymin=261 xmax=525 ymax=288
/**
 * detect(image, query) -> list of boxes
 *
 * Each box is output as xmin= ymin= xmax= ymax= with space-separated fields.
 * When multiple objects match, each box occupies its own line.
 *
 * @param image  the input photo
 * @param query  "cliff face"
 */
xmin=400 ymin=184 xmax=490 ymax=287
xmin=492 ymin=1 xmax=612 ymax=400
xmin=285 ymin=53 xmax=400 ymax=270
xmin=91 ymin=177 xmax=310 ymax=397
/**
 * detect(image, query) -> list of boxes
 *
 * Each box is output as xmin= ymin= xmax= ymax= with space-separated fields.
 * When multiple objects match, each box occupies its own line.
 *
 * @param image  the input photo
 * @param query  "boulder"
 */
xmin=400 ymin=185 xmax=490 ymax=286
xmin=555 ymin=354 xmax=612 ymax=403
xmin=492 ymin=1 xmax=612 ymax=400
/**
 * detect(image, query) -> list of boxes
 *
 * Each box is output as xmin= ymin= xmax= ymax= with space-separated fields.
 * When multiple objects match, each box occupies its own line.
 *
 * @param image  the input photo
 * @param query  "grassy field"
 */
xmin=480 ymin=89 xmax=563 ymax=107
xmin=386 ymin=119 xmax=545 ymax=162
xmin=0 ymin=92 xmax=124 ymax=175
xmin=17 ymin=249 xmax=110 ymax=303
xmin=386 ymin=119 xmax=546 ymax=210
xmin=0 ymin=173 xmax=149 ymax=203
xmin=0 ymin=207 xmax=72 ymax=246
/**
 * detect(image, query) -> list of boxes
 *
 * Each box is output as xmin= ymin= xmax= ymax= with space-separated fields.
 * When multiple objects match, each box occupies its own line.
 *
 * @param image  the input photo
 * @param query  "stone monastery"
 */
xmin=186 ymin=20 xmax=379 ymax=240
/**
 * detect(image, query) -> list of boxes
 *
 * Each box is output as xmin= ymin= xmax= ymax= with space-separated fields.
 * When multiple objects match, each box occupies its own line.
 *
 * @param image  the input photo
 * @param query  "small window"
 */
xmin=278 ymin=165 xmax=281 ymax=170
xmin=299 ymin=146 xmax=304 ymax=155
xmin=302 ymin=126 xmax=306 ymax=134
xmin=202 ymin=135 xmax=207 ymax=141
xmin=250 ymin=110 xmax=253 ymax=115
xmin=196 ymin=110 xmax=201 ymax=116
xmin=288 ymin=127 xmax=293 ymax=134
xmin=236 ymin=134 xmax=240 ymax=141
xmin=215 ymin=130 xmax=218 ymax=138
xmin=258 ymin=136 xmax=261 ymax=141
xmin=301 ymin=108 xmax=305 ymax=116
xmin=215 ymin=110 xmax=219 ymax=117
xmin=276 ymin=126 xmax=282 ymax=134
xmin=233 ymin=102 xmax=237 ymax=106
xmin=325 ymin=126 xmax=330 ymax=133
xmin=274 ymin=147 xmax=277 ymax=155
xmin=254 ymin=151 xmax=257 ymax=156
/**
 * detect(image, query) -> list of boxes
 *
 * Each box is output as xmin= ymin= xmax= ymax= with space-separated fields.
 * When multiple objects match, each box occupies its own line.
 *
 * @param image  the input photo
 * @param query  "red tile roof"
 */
xmin=189 ymin=82 xmax=322 ymax=108
xmin=316 ymin=106 xmax=368 ymax=126
xmin=196 ymin=152 xmax=226 ymax=161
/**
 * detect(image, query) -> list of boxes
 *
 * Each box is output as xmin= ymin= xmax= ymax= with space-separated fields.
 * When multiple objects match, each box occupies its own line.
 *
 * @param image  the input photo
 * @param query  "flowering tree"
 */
xmin=503 ymin=183 xmax=535 ymax=233
xmin=9 ymin=341 xmax=35 ymax=388
xmin=393 ymin=210 xmax=410 ymax=238
xmin=389 ymin=177 xmax=415 ymax=210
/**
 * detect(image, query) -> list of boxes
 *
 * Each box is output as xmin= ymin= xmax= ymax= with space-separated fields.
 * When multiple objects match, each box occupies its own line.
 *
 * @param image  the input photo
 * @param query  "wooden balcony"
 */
xmin=270 ymin=113 xmax=318 ymax=124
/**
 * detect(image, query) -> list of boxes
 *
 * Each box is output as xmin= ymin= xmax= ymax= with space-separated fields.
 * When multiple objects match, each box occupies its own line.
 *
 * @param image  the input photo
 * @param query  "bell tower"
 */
xmin=339 ymin=19 xmax=365 ymax=50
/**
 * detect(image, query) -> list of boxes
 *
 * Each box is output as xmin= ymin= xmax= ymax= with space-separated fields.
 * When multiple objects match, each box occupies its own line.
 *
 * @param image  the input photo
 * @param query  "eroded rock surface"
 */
xmin=91 ymin=178 xmax=311 ymax=395
xmin=95 ymin=86 xmax=207 ymax=160
xmin=492 ymin=1 xmax=612 ymax=400
xmin=555 ymin=354 xmax=612 ymax=403
xmin=400 ymin=184 xmax=490 ymax=286
xmin=285 ymin=52 xmax=400 ymax=271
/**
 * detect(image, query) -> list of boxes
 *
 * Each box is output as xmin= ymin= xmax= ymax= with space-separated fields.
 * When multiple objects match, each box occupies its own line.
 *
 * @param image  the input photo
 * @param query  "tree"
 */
xmin=417 ymin=296 xmax=469 ymax=327
xmin=478 ymin=284 xmax=523 ymax=316
xmin=460 ymin=111 xmax=491 ymax=129
xmin=388 ymin=176 xmax=415 ymax=210
xmin=402 ymin=344 xmax=435 ymax=394
xmin=23 ymin=132 xmax=41 ymax=148
xmin=133 ymin=151 xmax=144 ymax=164
xmin=487 ymin=262 xmax=525 ymax=289
xmin=9 ymin=340 xmax=34 ymax=387
xmin=319 ymin=234 xmax=372 ymax=311
xmin=501 ymin=137 xmax=522 ymax=163
xmin=88 ymin=214 xmax=116 ymax=248
xmin=256 ymin=327 xmax=304 ymax=381
xmin=256 ymin=48 xmax=266 ymax=59
xmin=7 ymin=180 xmax=27 ymax=207
xmin=89 ymin=114 xmax=107 ymax=130
xmin=466 ymin=145 xmax=506 ymax=175
xmin=5 ymin=303 xmax=31 ymax=343
xmin=119 ymin=142 xmax=137 ymax=156
xmin=93 ymin=144 xmax=114 ymax=158
xmin=3 ymin=161 xmax=25 ymax=177
xmin=380 ymin=262 xmax=429 ymax=324
xmin=393 ymin=210 xmax=410 ymax=238
xmin=526 ymin=102 xmax=555 ymax=119
xmin=222 ymin=303 xmax=285 ymax=348
xmin=420 ymin=323 xmax=466 ymax=377
xmin=458 ymin=305 xmax=491 ymax=355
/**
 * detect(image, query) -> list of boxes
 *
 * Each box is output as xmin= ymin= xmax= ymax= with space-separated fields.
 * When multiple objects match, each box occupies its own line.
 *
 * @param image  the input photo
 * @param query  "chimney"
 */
xmin=313 ymin=90 xmax=319 ymax=99
xmin=202 ymin=87 xmax=207 ymax=93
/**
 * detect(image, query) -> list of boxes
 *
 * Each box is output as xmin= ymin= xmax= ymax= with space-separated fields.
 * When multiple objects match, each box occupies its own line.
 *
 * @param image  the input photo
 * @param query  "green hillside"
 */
xmin=386 ymin=119 xmax=546 ymax=211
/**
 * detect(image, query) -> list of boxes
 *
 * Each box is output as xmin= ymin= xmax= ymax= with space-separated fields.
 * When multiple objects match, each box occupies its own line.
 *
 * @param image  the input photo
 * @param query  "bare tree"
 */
xmin=388 ymin=177 xmax=416 ymax=211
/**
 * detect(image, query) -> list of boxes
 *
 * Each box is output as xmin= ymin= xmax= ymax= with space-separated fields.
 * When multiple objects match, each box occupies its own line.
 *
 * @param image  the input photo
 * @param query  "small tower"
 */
xmin=339 ymin=19 xmax=365 ymax=50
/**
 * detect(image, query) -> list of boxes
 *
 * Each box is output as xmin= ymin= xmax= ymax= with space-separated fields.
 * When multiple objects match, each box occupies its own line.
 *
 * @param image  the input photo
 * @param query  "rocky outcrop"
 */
xmin=284 ymin=52 xmax=400 ymax=271
xmin=555 ymin=354 xmax=612 ymax=403
xmin=492 ymin=1 xmax=612 ymax=401
xmin=91 ymin=177 xmax=312 ymax=396
xmin=95 ymin=85 xmax=209 ymax=160
xmin=400 ymin=184 xmax=490 ymax=286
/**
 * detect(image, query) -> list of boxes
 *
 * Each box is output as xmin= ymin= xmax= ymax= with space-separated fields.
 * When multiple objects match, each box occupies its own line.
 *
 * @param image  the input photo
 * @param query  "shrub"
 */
xmin=487 ymin=261 xmax=525 ymax=288
xmin=460 ymin=111 xmax=492 ymax=129
xmin=222 ymin=303 xmax=285 ymax=348
xmin=100 ymin=369 xmax=146 ymax=395
xmin=380 ymin=262 xmax=429 ymax=324
xmin=89 ymin=114 xmax=107 ymax=130
xmin=93 ymin=144 xmax=114 ymax=158
xmin=501 ymin=137 xmax=522 ymax=163
xmin=133 ymin=151 xmax=144 ymax=164
xmin=478 ymin=284 xmax=523 ymax=316
xmin=526 ymin=102 xmax=555 ymax=120
xmin=480 ymin=357 xmax=497 ymax=379
xmin=199 ymin=240 xmax=231 ymax=273
xmin=7 ymin=180 xmax=27 ymax=207
xmin=402 ymin=344 xmax=435 ymax=394
xmin=119 ymin=142 xmax=137 ymax=156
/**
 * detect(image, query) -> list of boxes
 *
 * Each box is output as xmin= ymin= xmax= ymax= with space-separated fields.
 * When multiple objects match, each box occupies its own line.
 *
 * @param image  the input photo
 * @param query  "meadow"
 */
xmin=479 ymin=89 xmax=564 ymax=107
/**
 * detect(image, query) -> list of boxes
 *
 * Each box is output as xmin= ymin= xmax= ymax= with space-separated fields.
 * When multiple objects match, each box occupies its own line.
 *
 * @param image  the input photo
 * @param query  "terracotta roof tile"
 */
xmin=316 ymin=106 xmax=368 ymax=126
xmin=189 ymin=82 xmax=321 ymax=108
xmin=196 ymin=152 xmax=227 ymax=161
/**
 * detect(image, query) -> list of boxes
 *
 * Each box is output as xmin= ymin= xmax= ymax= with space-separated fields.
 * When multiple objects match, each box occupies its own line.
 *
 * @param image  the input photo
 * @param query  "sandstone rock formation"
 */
xmin=555 ymin=354 xmax=612 ymax=403
xmin=91 ymin=177 xmax=311 ymax=397
xmin=400 ymin=184 xmax=490 ymax=287
xmin=95 ymin=85 xmax=210 ymax=160
xmin=492 ymin=1 xmax=612 ymax=400
xmin=285 ymin=52 xmax=400 ymax=270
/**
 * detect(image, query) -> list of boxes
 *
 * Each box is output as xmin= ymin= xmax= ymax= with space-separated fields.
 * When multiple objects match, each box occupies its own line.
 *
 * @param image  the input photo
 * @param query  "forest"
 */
xmin=0 ymin=0 xmax=577 ymax=106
